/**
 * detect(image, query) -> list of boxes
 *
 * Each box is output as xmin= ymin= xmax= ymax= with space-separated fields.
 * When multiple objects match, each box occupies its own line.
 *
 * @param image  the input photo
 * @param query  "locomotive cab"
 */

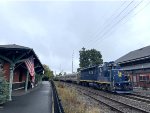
xmin=111 ymin=69 xmax=133 ymax=93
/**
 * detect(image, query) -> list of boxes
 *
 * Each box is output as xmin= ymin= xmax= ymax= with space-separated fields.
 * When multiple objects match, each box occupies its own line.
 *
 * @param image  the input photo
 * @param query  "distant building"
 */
xmin=116 ymin=45 xmax=150 ymax=88
xmin=0 ymin=44 xmax=44 ymax=100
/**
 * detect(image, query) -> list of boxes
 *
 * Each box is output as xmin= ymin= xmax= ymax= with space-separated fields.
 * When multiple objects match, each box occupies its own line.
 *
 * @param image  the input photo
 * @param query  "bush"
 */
xmin=0 ymin=68 xmax=9 ymax=104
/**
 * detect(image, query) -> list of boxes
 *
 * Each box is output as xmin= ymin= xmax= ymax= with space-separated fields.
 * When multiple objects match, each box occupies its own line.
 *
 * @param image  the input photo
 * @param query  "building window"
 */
xmin=147 ymin=76 xmax=149 ymax=80
xmin=139 ymin=76 xmax=142 ymax=81
xmin=139 ymin=75 xmax=149 ymax=81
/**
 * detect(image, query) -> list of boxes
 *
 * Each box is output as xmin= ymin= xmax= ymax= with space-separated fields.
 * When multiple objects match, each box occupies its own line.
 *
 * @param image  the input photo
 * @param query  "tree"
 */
xmin=58 ymin=72 xmax=62 ymax=76
xmin=79 ymin=47 xmax=103 ymax=68
xmin=79 ymin=47 xmax=90 ymax=68
xmin=42 ymin=64 xmax=54 ymax=80
xmin=64 ymin=72 xmax=67 ymax=75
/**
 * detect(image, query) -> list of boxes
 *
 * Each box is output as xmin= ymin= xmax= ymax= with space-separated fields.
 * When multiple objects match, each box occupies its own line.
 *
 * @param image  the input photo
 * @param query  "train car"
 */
xmin=64 ymin=73 xmax=79 ymax=83
xmin=80 ymin=62 xmax=133 ymax=93
xmin=54 ymin=75 xmax=65 ymax=81
xmin=56 ymin=73 xmax=79 ymax=83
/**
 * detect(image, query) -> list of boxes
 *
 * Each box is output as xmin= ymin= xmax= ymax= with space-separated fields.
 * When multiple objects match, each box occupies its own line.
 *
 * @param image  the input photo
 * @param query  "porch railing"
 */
xmin=12 ymin=81 xmax=25 ymax=90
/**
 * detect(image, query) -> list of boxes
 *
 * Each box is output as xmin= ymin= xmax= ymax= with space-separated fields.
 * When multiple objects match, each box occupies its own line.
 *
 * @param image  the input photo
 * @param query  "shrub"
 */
xmin=0 ymin=68 xmax=9 ymax=104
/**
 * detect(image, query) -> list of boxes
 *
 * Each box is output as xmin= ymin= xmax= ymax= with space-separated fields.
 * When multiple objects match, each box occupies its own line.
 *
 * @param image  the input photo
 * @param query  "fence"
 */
xmin=51 ymin=80 xmax=64 ymax=113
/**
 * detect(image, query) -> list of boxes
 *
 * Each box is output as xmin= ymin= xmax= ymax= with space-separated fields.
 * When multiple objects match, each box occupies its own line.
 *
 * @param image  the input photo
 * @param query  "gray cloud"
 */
xmin=0 ymin=1 xmax=150 ymax=74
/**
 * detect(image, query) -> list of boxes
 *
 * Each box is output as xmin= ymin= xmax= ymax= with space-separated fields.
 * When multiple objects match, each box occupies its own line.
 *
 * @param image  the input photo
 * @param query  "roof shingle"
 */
xmin=115 ymin=45 xmax=150 ymax=63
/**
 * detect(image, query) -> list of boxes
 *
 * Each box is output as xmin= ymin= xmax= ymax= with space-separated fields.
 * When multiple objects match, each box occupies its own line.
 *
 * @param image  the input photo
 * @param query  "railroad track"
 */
xmin=119 ymin=93 xmax=150 ymax=104
xmin=132 ymin=93 xmax=150 ymax=99
xmin=77 ymin=87 xmax=150 ymax=113
xmin=65 ymin=84 xmax=122 ymax=113
xmin=62 ymin=82 xmax=150 ymax=113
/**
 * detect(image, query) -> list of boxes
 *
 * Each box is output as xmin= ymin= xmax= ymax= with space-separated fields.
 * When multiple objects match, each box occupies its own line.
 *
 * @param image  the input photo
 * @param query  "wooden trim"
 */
xmin=13 ymin=81 xmax=25 ymax=84
xmin=13 ymin=87 xmax=24 ymax=91
xmin=0 ymin=54 xmax=12 ymax=63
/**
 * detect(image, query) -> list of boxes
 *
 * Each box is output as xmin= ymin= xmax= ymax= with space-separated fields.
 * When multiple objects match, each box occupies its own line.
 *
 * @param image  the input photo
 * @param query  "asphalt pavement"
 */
xmin=0 ymin=81 xmax=52 ymax=113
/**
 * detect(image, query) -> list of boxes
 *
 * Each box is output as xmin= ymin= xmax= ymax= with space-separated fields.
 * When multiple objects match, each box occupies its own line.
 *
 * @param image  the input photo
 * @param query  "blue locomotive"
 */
xmin=80 ymin=62 xmax=133 ymax=93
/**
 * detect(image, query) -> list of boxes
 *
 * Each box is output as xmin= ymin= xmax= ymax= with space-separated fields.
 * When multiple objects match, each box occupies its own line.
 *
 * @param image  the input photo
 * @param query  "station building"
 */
xmin=116 ymin=45 xmax=150 ymax=88
xmin=0 ymin=44 xmax=44 ymax=101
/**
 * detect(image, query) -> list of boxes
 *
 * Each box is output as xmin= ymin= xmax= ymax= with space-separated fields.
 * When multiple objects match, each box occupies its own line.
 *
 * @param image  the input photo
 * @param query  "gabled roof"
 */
xmin=115 ymin=45 xmax=150 ymax=64
xmin=0 ymin=44 xmax=30 ymax=50
xmin=0 ymin=44 xmax=44 ymax=74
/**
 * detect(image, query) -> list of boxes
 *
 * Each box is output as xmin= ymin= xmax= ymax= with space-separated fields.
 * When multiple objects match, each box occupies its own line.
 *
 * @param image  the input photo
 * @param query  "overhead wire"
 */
xmin=87 ymin=0 xmax=144 ymax=48
xmin=84 ymin=0 xmax=134 ymax=48
xmin=131 ymin=0 xmax=150 ymax=16
xmin=130 ymin=1 xmax=150 ymax=47
xmin=74 ymin=1 xmax=135 ymax=69
xmin=74 ymin=0 xmax=149 ymax=71
xmin=83 ymin=1 xmax=127 ymax=47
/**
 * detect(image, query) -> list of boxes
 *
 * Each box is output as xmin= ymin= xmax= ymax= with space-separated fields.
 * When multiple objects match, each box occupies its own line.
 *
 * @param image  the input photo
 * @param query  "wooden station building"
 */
xmin=116 ymin=45 xmax=150 ymax=88
xmin=0 ymin=44 xmax=44 ymax=101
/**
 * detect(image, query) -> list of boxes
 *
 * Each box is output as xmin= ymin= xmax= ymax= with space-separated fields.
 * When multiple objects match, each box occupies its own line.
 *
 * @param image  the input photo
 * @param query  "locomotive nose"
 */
xmin=114 ymin=83 xmax=122 ymax=90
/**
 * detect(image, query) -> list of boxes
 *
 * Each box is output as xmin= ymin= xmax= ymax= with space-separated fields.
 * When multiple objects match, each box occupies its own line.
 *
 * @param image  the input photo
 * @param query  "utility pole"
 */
xmin=72 ymin=50 xmax=74 ymax=73
xmin=60 ymin=64 xmax=61 ymax=74
xmin=55 ymin=71 xmax=56 ymax=76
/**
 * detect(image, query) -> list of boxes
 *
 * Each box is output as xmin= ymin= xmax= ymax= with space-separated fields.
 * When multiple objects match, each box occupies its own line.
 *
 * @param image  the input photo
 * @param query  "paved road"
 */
xmin=0 ymin=81 xmax=52 ymax=113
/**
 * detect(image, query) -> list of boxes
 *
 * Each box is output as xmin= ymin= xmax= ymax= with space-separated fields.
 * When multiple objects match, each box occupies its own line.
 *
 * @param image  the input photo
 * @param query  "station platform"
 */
xmin=0 ymin=81 xmax=52 ymax=113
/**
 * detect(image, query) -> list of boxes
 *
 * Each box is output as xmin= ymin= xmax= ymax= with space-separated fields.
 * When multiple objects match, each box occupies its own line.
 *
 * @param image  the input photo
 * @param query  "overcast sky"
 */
xmin=0 ymin=0 xmax=150 ymax=74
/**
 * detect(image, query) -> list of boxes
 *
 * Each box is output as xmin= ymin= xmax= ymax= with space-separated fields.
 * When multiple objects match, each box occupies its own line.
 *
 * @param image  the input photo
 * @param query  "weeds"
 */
xmin=55 ymin=82 xmax=100 ymax=113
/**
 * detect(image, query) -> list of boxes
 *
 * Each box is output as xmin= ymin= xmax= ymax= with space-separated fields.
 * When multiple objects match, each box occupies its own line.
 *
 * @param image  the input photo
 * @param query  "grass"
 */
xmin=55 ymin=82 xmax=100 ymax=113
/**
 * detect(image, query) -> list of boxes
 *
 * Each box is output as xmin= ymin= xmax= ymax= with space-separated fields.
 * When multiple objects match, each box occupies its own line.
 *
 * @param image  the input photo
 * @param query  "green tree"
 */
xmin=43 ymin=64 xmax=54 ymax=80
xmin=79 ymin=47 xmax=90 ymax=68
xmin=79 ymin=47 xmax=103 ymax=68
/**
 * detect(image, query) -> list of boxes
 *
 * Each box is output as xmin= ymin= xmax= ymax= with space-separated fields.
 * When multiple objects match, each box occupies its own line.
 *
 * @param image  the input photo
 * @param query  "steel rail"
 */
xmin=119 ymin=94 xmax=150 ymax=104
xmin=60 ymin=82 xmax=150 ymax=113
xmin=76 ymin=85 xmax=150 ymax=113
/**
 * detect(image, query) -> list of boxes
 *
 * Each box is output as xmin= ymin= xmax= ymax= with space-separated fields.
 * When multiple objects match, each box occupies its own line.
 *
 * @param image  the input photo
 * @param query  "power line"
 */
xmin=74 ymin=1 xmax=136 ymax=71
xmin=72 ymin=50 xmax=74 ymax=73
xmin=86 ymin=1 xmax=136 ymax=48
xmin=88 ymin=0 xmax=144 ymax=48
xmin=84 ymin=1 xmax=134 ymax=48
xmin=131 ymin=1 xmax=150 ymax=47
xmin=120 ymin=0 xmax=150 ymax=29
xmin=84 ymin=1 xmax=127 ymax=47
xmin=131 ymin=0 xmax=150 ymax=16
xmin=73 ymin=1 xmax=149 ymax=71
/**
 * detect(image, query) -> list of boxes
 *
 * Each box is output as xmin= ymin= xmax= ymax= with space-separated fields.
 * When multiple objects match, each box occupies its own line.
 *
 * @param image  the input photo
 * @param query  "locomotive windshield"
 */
xmin=124 ymin=76 xmax=129 ymax=81
xmin=112 ymin=69 xmax=129 ymax=82
xmin=113 ymin=70 xmax=124 ymax=77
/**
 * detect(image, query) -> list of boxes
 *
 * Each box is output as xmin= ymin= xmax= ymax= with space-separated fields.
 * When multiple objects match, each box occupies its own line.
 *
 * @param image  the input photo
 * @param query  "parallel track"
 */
xmin=63 ymin=82 xmax=150 ymax=113
xmin=119 ymin=93 xmax=150 ymax=104
xmin=77 ymin=86 xmax=150 ymax=113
